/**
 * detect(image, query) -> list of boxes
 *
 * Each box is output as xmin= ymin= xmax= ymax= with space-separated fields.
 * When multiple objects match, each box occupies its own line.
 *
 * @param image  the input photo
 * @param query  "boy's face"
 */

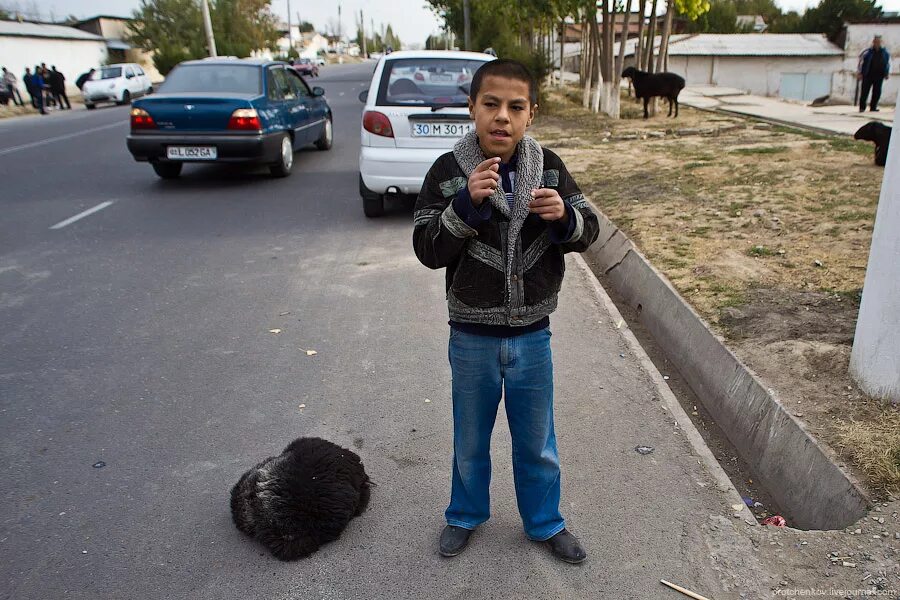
xmin=468 ymin=75 xmax=537 ymax=163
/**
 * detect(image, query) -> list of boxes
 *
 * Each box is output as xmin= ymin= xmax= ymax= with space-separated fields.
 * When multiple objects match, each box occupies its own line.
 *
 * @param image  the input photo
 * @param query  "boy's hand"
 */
xmin=468 ymin=157 xmax=501 ymax=206
xmin=529 ymin=188 xmax=568 ymax=223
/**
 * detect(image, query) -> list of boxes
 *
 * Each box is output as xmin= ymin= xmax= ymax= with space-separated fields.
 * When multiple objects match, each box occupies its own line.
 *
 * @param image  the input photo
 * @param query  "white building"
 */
xmin=0 ymin=20 xmax=108 ymax=96
xmin=625 ymin=34 xmax=845 ymax=101
xmin=832 ymin=21 xmax=900 ymax=104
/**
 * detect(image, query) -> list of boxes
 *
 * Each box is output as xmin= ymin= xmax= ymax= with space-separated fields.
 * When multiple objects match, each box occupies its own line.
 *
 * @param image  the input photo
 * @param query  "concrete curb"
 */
xmin=581 ymin=210 xmax=871 ymax=530
xmin=572 ymin=254 xmax=758 ymax=525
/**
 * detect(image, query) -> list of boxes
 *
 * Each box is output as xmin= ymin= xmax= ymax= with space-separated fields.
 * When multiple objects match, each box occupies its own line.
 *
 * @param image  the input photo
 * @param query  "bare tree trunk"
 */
xmin=645 ymin=0 xmax=658 ymax=72
xmin=590 ymin=13 xmax=602 ymax=113
xmin=559 ymin=18 xmax=566 ymax=86
xmin=582 ymin=8 xmax=593 ymax=108
xmin=579 ymin=9 xmax=587 ymax=86
xmin=635 ymin=0 xmax=646 ymax=74
xmin=608 ymin=0 xmax=633 ymax=118
xmin=656 ymin=0 xmax=674 ymax=73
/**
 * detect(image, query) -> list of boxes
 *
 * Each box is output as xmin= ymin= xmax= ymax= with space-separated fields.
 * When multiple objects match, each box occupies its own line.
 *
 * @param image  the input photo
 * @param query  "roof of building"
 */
xmin=623 ymin=33 xmax=843 ymax=57
xmin=672 ymin=33 xmax=842 ymax=56
xmin=0 ymin=20 xmax=105 ymax=41
xmin=75 ymin=15 xmax=133 ymax=25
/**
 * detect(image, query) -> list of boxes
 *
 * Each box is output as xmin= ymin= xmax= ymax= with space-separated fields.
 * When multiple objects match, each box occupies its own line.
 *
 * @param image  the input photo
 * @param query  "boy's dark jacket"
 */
xmin=413 ymin=131 xmax=600 ymax=327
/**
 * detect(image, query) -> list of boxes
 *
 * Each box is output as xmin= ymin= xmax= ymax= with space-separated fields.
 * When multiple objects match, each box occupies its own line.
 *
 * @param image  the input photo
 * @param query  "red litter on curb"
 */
xmin=763 ymin=515 xmax=787 ymax=527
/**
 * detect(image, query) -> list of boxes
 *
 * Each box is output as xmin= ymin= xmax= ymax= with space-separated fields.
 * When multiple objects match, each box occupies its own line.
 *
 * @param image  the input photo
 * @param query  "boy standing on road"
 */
xmin=412 ymin=59 xmax=600 ymax=563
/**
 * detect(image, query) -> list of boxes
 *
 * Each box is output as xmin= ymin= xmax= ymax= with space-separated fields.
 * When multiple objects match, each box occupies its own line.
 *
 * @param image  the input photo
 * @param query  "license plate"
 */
xmin=166 ymin=146 xmax=217 ymax=160
xmin=411 ymin=122 xmax=473 ymax=137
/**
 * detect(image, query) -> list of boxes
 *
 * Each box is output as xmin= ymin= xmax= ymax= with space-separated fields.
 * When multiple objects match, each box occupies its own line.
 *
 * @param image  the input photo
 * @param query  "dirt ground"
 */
xmin=530 ymin=86 xmax=899 ymax=504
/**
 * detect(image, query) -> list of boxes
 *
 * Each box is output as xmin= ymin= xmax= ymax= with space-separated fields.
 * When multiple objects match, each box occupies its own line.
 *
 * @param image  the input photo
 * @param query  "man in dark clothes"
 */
xmin=858 ymin=35 xmax=891 ymax=112
xmin=23 ymin=67 xmax=34 ymax=107
xmin=49 ymin=66 xmax=71 ymax=109
xmin=75 ymin=68 xmax=96 ymax=91
xmin=30 ymin=66 xmax=47 ymax=114
xmin=39 ymin=63 xmax=56 ymax=109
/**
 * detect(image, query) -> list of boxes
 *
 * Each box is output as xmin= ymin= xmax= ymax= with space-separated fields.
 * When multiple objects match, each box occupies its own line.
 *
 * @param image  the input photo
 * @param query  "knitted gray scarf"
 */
xmin=452 ymin=131 xmax=544 ymax=281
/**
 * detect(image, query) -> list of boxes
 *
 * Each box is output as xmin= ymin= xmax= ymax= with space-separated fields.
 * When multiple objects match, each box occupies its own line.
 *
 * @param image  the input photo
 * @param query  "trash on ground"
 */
xmin=742 ymin=497 xmax=753 ymax=507
xmin=635 ymin=445 xmax=654 ymax=455
xmin=663 ymin=375 xmax=670 ymax=381
xmin=92 ymin=461 xmax=105 ymax=469
xmin=298 ymin=404 xmax=306 ymax=410
xmin=659 ymin=579 xmax=711 ymax=600
xmin=763 ymin=515 xmax=787 ymax=527
xmin=279 ymin=311 xmax=291 ymax=316
xmin=268 ymin=328 xmax=282 ymax=334
xmin=731 ymin=503 xmax=745 ymax=511
xmin=424 ymin=398 xmax=431 ymax=403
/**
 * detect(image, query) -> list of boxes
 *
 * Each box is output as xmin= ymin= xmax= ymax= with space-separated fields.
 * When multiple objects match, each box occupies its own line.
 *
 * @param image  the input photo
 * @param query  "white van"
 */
xmin=358 ymin=50 xmax=496 ymax=217
xmin=82 ymin=63 xmax=153 ymax=109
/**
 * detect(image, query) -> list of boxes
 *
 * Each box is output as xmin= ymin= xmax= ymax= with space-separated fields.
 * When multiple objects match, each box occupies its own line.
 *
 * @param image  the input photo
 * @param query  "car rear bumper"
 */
xmin=127 ymin=132 xmax=284 ymax=163
xmin=84 ymin=92 xmax=119 ymax=103
xmin=359 ymin=145 xmax=449 ymax=195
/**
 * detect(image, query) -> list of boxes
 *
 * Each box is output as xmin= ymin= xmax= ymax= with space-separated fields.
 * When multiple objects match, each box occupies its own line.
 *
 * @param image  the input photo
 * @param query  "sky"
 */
xmin=13 ymin=0 xmax=900 ymax=46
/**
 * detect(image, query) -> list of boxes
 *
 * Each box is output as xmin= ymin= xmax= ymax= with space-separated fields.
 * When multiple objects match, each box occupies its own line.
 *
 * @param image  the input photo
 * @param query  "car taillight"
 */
xmin=362 ymin=111 xmax=394 ymax=138
xmin=130 ymin=107 xmax=155 ymax=130
xmin=228 ymin=108 xmax=261 ymax=131
xmin=414 ymin=72 xmax=424 ymax=81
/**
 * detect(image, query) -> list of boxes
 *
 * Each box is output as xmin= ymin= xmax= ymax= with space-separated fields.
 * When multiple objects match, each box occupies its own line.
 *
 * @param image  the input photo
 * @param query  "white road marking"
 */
xmin=0 ymin=121 xmax=126 ymax=157
xmin=49 ymin=201 xmax=115 ymax=230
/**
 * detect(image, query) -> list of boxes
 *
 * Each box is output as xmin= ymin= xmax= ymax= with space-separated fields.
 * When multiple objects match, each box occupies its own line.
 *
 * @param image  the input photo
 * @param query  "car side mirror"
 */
xmin=126 ymin=73 xmax=134 ymax=79
xmin=312 ymin=86 xmax=325 ymax=97
xmin=358 ymin=89 xmax=368 ymax=103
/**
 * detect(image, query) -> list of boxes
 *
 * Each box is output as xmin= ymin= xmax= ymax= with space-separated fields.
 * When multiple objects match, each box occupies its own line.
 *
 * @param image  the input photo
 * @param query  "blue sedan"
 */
xmin=126 ymin=58 xmax=333 ymax=179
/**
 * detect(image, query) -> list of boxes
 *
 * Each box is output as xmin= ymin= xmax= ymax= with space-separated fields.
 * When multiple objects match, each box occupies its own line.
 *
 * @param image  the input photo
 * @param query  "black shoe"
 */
xmin=871 ymin=107 xmax=880 ymax=112
xmin=439 ymin=525 xmax=473 ymax=557
xmin=545 ymin=529 xmax=587 ymax=564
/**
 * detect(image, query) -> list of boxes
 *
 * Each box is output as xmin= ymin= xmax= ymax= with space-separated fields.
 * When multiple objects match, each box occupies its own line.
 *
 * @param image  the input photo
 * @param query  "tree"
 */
xmin=127 ymin=0 xmax=206 ymax=75
xmin=211 ymin=0 xmax=279 ymax=58
xmin=801 ymin=0 xmax=881 ymax=41
xmin=769 ymin=10 xmax=802 ymax=32
xmin=682 ymin=0 xmax=739 ymax=33
xmin=128 ymin=0 xmax=279 ymax=75
xmin=297 ymin=20 xmax=315 ymax=33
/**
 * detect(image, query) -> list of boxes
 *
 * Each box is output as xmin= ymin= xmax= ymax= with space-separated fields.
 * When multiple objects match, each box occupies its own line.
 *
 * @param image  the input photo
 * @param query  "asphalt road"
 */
xmin=0 ymin=63 xmax=758 ymax=599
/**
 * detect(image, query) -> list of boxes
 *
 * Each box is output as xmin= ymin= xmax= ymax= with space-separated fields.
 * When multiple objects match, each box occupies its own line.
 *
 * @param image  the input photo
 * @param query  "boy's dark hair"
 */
xmin=469 ymin=59 xmax=538 ymax=105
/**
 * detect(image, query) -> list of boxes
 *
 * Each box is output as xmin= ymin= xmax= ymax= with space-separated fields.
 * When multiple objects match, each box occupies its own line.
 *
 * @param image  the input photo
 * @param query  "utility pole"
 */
xmin=200 ymin=0 xmax=217 ymax=57
xmin=287 ymin=0 xmax=292 ymax=55
xmin=463 ymin=0 xmax=471 ymax=51
xmin=360 ymin=9 xmax=367 ymax=58
xmin=338 ymin=4 xmax=342 ymax=42
xmin=850 ymin=113 xmax=900 ymax=404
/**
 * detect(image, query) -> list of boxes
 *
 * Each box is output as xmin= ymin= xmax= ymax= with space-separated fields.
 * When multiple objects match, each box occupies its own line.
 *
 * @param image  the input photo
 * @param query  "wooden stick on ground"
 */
xmin=660 ymin=579 xmax=712 ymax=600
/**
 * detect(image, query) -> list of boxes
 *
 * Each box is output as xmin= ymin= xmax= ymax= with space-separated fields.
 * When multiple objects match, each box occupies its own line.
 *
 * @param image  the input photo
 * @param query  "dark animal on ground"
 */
xmin=853 ymin=121 xmax=892 ymax=167
xmin=230 ymin=437 xmax=371 ymax=560
xmin=621 ymin=66 xmax=686 ymax=119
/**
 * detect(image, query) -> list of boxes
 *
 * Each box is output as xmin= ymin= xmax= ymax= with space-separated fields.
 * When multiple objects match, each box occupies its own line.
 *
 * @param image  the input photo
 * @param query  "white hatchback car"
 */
xmin=82 ymin=63 xmax=153 ymax=109
xmin=358 ymin=50 xmax=496 ymax=217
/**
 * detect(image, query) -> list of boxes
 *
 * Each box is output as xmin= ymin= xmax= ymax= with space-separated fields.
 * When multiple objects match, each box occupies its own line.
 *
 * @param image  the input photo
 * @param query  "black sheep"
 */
xmin=853 ymin=121 xmax=892 ymax=167
xmin=621 ymin=66 xmax=686 ymax=119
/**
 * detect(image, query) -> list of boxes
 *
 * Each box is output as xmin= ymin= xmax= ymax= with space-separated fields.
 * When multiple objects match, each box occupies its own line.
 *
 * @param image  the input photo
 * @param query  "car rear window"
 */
xmin=159 ymin=64 xmax=262 ymax=95
xmin=376 ymin=58 xmax=491 ymax=107
xmin=99 ymin=67 xmax=122 ymax=79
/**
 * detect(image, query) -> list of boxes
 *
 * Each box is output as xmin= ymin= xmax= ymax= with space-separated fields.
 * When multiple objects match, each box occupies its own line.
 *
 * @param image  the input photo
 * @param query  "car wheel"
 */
xmin=85 ymin=103 xmax=95 ymax=110
xmin=360 ymin=174 xmax=384 ymax=218
xmin=117 ymin=90 xmax=131 ymax=106
xmin=152 ymin=161 xmax=182 ymax=179
xmin=315 ymin=115 xmax=333 ymax=151
xmin=147 ymin=86 xmax=154 ymax=94
xmin=269 ymin=134 xmax=294 ymax=177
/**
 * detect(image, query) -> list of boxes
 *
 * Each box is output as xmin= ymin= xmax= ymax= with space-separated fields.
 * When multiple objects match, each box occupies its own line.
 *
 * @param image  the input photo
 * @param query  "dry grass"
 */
xmin=532 ymin=85 xmax=900 ymax=497
xmin=835 ymin=409 xmax=900 ymax=496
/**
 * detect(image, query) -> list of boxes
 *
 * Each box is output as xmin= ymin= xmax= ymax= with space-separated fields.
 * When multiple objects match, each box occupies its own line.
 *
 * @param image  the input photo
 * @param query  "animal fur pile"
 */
xmin=230 ymin=437 xmax=370 ymax=560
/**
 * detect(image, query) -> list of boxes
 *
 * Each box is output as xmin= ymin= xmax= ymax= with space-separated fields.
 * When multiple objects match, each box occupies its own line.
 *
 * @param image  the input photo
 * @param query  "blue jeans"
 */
xmin=445 ymin=327 xmax=565 ymax=541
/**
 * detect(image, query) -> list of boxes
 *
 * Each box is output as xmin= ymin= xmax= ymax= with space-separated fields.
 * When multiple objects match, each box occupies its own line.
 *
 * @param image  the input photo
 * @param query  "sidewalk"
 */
xmin=680 ymin=85 xmax=895 ymax=135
